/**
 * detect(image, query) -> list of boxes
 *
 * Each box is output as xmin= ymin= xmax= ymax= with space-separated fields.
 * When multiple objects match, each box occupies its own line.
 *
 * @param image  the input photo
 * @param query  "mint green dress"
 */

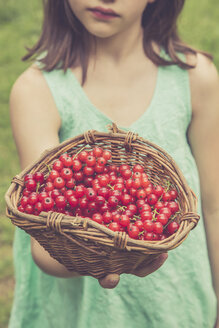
xmin=9 ymin=60 xmax=217 ymax=328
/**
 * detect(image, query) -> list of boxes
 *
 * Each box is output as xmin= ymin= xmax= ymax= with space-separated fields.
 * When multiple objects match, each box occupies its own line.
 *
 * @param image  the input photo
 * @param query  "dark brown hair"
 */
xmin=23 ymin=0 xmax=212 ymax=84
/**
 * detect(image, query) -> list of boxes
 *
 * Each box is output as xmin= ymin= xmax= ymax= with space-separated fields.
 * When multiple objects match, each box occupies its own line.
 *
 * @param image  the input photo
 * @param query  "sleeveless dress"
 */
xmin=9 ymin=60 xmax=217 ymax=328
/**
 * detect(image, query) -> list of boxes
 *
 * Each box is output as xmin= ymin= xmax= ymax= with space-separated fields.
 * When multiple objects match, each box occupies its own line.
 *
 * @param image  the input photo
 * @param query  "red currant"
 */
xmin=42 ymin=197 xmax=54 ymax=211
xmin=167 ymin=221 xmax=179 ymax=234
xmin=108 ymin=222 xmax=120 ymax=232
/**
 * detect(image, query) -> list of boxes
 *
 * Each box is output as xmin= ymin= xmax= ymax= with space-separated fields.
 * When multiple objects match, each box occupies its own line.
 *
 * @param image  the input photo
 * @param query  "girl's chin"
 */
xmin=87 ymin=30 xmax=116 ymax=39
xmin=84 ymin=24 xmax=119 ymax=39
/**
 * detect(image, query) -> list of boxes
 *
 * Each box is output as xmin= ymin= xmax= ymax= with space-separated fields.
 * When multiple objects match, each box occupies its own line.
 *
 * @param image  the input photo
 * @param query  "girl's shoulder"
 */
xmin=10 ymin=64 xmax=47 ymax=98
xmin=10 ymin=64 xmax=59 ymax=117
xmin=10 ymin=64 xmax=61 ymax=136
xmin=187 ymin=52 xmax=219 ymax=114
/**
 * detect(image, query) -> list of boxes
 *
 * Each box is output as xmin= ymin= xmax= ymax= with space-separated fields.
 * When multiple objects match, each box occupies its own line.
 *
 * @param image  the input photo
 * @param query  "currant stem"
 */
xmin=107 ymin=184 xmax=114 ymax=190
xmin=152 ymin=209 xmax=158 ymax=221
xmin=36 ymin=182 xmax=40 ymax=193
xmin=163 ymin=211 xmax=180 ymax=230
xmin=72 ymin=146 xmax=88 ymax=160
xmin=116 ymin=205 xmax=127 ymax=212
xmin=45 ymin=164 xmax=51 ymax=173
xmin=164 ymin=180 xmax=171 ymax=192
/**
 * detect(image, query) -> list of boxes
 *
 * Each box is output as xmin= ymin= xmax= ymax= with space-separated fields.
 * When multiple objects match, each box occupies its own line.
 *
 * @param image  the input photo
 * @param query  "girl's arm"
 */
xmin=10 ymin=66 xmax=167 ymax=286
xmin=188 ymin=53 xmax=219 ymax=326
xmin=10 ymin=66 xmax=77 ymax=277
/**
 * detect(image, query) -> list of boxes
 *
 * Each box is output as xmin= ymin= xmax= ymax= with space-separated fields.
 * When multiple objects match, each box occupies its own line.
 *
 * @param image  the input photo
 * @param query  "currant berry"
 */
xmin=167 ymin=221 xmax=179 ymax=234
xmin=153 ymin=185 xmax=164 ymax=197
xmin=167 ymin=201 xmax=179 ymax=214
xmin=42 ymin=197 xmax=54 ymax=211
xmin=34 ymin=202 xmax=43 ymax=214
xmin=134 ymin=220 xmax=144 ymax=232
xmin=169 ymin=189 xmax=178 ymax=200
xmin=20 ymin=196 xmax=29 ymax=207
xmin=65 ymin=177 xmax=76 ymax=189
xmin=93 ymin=147 xmax=103 ymax=158
xmin=126 ymin=204 xmax=137 ymax=215
xmin=55 ymin=195 xmax=66 ymax=209
xmin=156 ymin=213 xmax=168 ymax=225
xmin=121 ymin=194 xmax=132 ymax=206
xmin=28 ymin=192 xmax=39 ymax=205
xmin=33 ymin=172 xmax=44 ymax=184
xmin=68 ymin=195 xmax=79 ymax=208
xmin=61 ymin=156 xmax=73 ymax=167
xmin=86 ymin=155 xmax=96 ymax=167
xmin=108 ymin=222 xmax=120 ymax=232
xmin=61 ymin=168 xmax=73 ymax=180
xmin=78 ymin=150 xmax=89 ymax=163
xmin=86 ymin=188 xmax=97 ymax=201
xmin=74 ymin=185 xmax=85 ymax=199
xmin=98 ymin=187 xmax=109 ymax=199
xmin=132 ymin=178 xmax=142 ymax=189
xmin=160 ymin=207 xmax=172 ymax=219
xmin=83 ymin=166 xmax=95 ymax=176
xmin=97 ymin=157 xmax=107 ymax=166
xmin=25 ymin=179 xmax=37 ymax=191
xmin=102 ymin=211 xmax=113 ymax=224
xmin=147 ymin=194 xmax=158 ymax=206
xmin=87 ymin=201 xmax=98 ymax=213
xmin=78 ymin=197 xmax=89 ymax=209
xmin=136 ymin=189 xmax=147 ymax=200
xmin=102 ymin=150 xmax=111 ymax=161
xmin=98 ymin=175 xmax=110 ymax=187
xmin=133 ymin=164 xmax=144 ymax=173
xmin=74 ymin=171 xmax=84 ymax=182
xmin=24 ymin=204 xmax=34 ymax=214
xmin=53 ymin=160 xmax=64 ymax=172
xmin=49 ymin=170 xmax=60 ymax=181
xmin=162 ymin=191 xmax=172 ymax=202
xmin=141 ymin=211 xmax=153 ymax=221
xmin=53 ymin=177 xmax=65 ymax=189
xmin=143 ymin=220 xmax=154 ymax=232
xmin=24 ymin=174 xmax=34 ymax=182
xmin=108 ymin=196 xmax=119 ymax=208
xmin=144 ymin=185 xmax=153 ymax=196
xmin=154 ymin=201 xmax=164 ymax=211
xmin=153 ymin=222 xmax=163 ymax=234
xmin=127 ymin=224 xmax=140 ymax=239
xmin=45 ymin=181 xmax=54 ymax=192
xmin=72 ymin=159 xmax=82 ymax=172
xmin=92 ymin=213 xmax=103 ymax=224
xmin=94 ymin=164 xmax=105 ymax=173
xmin=139 ymin=203 xmax=151 ymax=213
xmin=119 ymin=214 xmax=130 ymax=227
xmin=38 ymin=191 xmax=48 ymax=202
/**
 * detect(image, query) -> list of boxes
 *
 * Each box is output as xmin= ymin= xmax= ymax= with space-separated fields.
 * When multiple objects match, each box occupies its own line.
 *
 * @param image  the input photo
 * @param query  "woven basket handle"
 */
xmin=107 ymin=122 xmax=126 ymax=134
xmin=107 ymin=123 xmax=138 ymax=152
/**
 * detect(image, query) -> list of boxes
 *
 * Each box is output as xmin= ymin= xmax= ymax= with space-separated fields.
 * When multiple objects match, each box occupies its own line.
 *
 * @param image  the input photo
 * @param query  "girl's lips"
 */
xmin=88 ymin=7 xmax=120 ymax=20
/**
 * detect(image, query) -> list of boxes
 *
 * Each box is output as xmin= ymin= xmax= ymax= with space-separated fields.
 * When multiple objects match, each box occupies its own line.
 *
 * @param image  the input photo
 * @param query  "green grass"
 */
xmin=0 ymin=0 xmax=219 ymax=327
xmin=0 ymin=1 xmax=42 ymax=327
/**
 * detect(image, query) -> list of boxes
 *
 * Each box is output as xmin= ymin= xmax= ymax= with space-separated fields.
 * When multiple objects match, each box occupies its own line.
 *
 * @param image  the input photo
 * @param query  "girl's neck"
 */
xmin=91 ymin=23 xmax=145 ymax=65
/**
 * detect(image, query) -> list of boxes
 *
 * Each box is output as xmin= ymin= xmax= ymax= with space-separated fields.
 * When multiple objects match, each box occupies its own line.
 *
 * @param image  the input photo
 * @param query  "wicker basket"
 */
xmin=5 ymin=124 xmax=199 ymax=278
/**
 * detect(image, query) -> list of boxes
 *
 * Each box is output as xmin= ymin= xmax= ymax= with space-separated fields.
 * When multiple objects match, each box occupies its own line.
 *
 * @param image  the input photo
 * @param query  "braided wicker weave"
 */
xmin=5 ymin=124 xmax=199 ymax=278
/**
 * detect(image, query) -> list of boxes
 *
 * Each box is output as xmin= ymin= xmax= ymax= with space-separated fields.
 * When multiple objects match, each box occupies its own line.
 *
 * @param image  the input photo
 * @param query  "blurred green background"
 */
xmin=0 ymin=0 xmax=218 ymax=326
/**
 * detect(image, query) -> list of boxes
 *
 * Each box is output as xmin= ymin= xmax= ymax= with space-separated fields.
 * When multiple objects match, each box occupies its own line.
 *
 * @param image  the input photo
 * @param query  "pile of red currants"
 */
xmin=18 ymin=147 xmax=180 ymax=241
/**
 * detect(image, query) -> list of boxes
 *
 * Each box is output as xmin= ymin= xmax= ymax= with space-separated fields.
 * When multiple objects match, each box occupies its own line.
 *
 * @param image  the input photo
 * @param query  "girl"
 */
xmin=9 ymin=0 xmax=219 ymax=327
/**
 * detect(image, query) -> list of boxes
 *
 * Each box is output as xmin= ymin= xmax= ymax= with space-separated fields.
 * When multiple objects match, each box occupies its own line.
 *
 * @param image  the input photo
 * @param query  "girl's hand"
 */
xmin=98 ymin=253 xmax=168 ymax=289
xmin=214 ymin=310 xmax=219 ymax=328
